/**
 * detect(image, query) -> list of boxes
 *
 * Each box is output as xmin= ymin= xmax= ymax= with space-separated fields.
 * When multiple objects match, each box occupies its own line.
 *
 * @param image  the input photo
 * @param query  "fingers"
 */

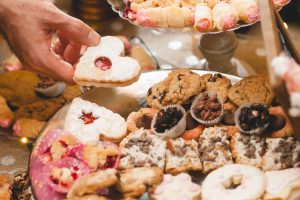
xmin=48 ymin=11 xmax=100 ymax=46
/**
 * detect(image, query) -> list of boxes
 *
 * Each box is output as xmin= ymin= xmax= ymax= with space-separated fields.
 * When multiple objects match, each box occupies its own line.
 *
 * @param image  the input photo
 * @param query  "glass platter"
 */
xmin=29 ymin=69 xmax=241 ymax=199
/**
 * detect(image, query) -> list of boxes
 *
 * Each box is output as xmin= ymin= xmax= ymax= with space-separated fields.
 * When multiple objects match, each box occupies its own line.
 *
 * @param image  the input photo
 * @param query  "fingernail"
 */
xmin=88 ymin=30 xmax=101 ymax=46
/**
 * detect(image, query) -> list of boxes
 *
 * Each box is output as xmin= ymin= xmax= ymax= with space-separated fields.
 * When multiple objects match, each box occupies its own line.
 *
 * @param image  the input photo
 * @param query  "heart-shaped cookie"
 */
xmin=64 ymin=98 xmax=127 ymax=144
xmin=74 ymin=36 xmax=141 ymax=87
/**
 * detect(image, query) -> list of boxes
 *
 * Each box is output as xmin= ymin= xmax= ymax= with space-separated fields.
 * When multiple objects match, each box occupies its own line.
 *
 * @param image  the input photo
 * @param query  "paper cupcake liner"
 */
xmin=151 ymin=105 xmax=186 ymax=139
xmin=235 ymin=102 xmax=270 ymax=135
xmin=190 ymin=91 xmax=224 ymax=126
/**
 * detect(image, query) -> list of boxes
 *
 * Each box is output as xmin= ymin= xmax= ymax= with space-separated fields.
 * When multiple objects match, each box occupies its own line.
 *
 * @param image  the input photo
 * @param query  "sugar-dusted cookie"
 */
xmin=149 ymin=173 xmax=201 ymax=200
xmin=264 ymin=168 xmax=300 ymax=200
xmin=117 ymin=167 xmax=163 ymax=199
xmin=228 ymin=75 xmax=275 ymax=106
xmin=147 ymin=68 xmax=205 ymax=109
xmin=201 ymin=73 xmax=232 ymax=100
xmin=230 ymin=132 xmax=265 ymax=168
xmin=165 ymin=138 xmax=202 ymax=174
xmin=74 ymin=36 xmax=141 ymax=88
xmin=202 ymin=164 xmax=266 ymax=200
xmin=64 ymin=98 xmax=127 ymax=144
xmin=198 ymin=127 xmax=233 ymax=174
xmin=119 ymin=129 xmax=166 ymax=169
xmin=263 ymin=137 xmax=300 ymax=171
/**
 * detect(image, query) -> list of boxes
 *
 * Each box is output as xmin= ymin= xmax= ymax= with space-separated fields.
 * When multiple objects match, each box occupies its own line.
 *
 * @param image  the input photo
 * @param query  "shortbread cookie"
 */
xmin=67 ymin=169 xmax=118 ymax=199
xmin=165 ymin=138 xmax=202 ymax=174
xmin=230 ymin=132 xmax=265 ymax=168
xmin=228 ymin=75 xmax=275 ymax=106
xmin=117 ymin=167 xmax=163 ymax=199
xmin=74 ymin=36 xmax=141 ymax=88
xmin=201 ymin=73 xmax=232 ymax=100
xmin=149 ymin=173 xmax=201 ymax=200
xmin=64 ymin=98 xmax=127 ymax=144
xmin=198 ymin=127 xmax=233 ymax=174
xmin=202 ymin=164 xmax=266 ymax=200
xmin=147 ymin=68 xmax=205 ymax=108
xmin=119 ymin=129 xmax=166 ymax=169
xmin=263 ymin=137 xmax=300 ymax=171
xmin=0 ymin=174 xmax=11 ymax=200
xmin=264 ymin=168 xmax=300 ymax=200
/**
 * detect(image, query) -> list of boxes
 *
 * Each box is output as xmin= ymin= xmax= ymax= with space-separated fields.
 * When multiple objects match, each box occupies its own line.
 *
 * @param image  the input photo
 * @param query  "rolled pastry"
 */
xmin=213 ymin=2 xmax=239 ymax=31
xmin=0 ymin=95 xmax=14 ymax=128
xmin=194 ymin=5 xmax=213 ymax=32
xmin=13 ymin=118 xmax=45 ymax=139
xmin=273 ymin=0 xmax=290 ymax=7
xmin=232 ymin=0 xmax=260 ymax=24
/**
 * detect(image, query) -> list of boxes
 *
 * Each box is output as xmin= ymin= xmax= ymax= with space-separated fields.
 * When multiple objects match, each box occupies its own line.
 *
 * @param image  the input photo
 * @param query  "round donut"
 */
xmin=126 ymin=108 xmax=158 ymax=133
xmin=202 ymin=164 xmax=266 ymax=200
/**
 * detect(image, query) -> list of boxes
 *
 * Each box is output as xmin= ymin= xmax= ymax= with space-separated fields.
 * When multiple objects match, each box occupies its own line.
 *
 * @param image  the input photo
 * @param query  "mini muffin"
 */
xmin=191 ymin=91 xmax=224 ymax=126
xmin=235 ymin=103 xmax=270 ymax=135
xmin=151 ymin=105 xmax=186 ymax=139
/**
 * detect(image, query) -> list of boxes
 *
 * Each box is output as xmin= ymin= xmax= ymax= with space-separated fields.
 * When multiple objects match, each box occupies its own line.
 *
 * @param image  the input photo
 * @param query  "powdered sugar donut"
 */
xmin=149 ymin=173 xmax=201 ymax=200
xmin=202 ymin=164 xmax=266 ymax=200
xmin=74 ymin=36 xmax=141 ymax=88
xmin=264 ymin=168 xmax=300 ymax=200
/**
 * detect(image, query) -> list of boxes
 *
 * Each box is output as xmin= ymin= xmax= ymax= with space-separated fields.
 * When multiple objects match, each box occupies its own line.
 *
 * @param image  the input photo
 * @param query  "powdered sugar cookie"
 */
xmin=149 ymin=173 xmax=201 ymax=200
xmin=64 ymin=98 xmax=127 ymax=144
xmin=74 ymin=36 xmax=141 ymax=88
xmin=264 ymin=168 xmax=300 ymax=200
xmin=202 ymin=164 xmax=266 ymax=200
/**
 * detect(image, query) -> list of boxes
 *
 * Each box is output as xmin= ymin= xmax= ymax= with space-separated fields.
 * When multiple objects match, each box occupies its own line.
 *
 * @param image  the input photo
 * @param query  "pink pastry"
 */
xmin=273 ymin=0 xmax=290 ymax=7
xmin=46 ymin=157 xmax=90 ymax=193
xmin=0 ymin=119 xmax=13 ymax=129
xmin=213 ymin=2 xmax=238 ymax=31
xmin=232 ymin=0 xmax=260 ymax=23
xmin=194 ymin=5 xmax=213 ymax=32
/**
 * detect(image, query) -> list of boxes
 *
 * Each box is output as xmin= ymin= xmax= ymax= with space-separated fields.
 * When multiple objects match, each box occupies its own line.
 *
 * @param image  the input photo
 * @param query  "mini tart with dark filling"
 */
xmin=151 ymin=105 xmax=186 ymax=139
xmin=191 ymin=91 xmax=224 ymax=126
xmin=235 ymin=103 xmax=270 ymax=135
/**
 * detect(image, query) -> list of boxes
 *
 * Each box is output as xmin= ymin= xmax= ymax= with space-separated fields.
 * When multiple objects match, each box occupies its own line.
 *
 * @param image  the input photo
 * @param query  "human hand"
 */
xmin=0 ymin=0 xmax=100 ymax=84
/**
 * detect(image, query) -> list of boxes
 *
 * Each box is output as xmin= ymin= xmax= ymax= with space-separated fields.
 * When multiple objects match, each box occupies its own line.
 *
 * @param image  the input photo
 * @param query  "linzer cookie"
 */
xmin=230 ymin=132 xmax=265 ymax=168
xmin=165 ymin=138 xmax=202 ymax=174
xmin=149 ymin=173 xmax=201 ymax=200
xmin=74 ymin=36 xmax=141 ymax=87
xmin=198 ymin=127 xmax=233 ymax=174
xmin=119 ymin=129 xmax=166 ymax=169
xmin=64 ymin=98 xmax=127 ymax=144
xmin=263 ymin=137 xmax=300 ymax=171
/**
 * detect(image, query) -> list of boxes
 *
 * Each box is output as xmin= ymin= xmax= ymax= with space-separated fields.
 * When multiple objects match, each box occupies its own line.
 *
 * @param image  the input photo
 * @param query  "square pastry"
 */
xmin=165 ymin=138 xmax=202 ymax=174
xmin=263 ymin=137 xmax=300 ymax=171
xmin=0 ymin=174 xmax=11 ymax=200
xmin=230 ymin=132 xmax=265 ymax=168
xmin=198 ymin=127 xmax=233 ymax=174
xmin=119 ymin=129 xmax=166 ymax=169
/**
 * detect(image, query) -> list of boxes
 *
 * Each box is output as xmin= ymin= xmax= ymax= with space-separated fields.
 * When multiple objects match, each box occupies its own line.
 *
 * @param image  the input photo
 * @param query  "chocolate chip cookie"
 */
xmin=147 ymin=69 xmax=205 ymax=109
xmin=201 ymin=73 xmax=232 ymax=100
xmin=228 ymin=75 xmax=275 ymax=106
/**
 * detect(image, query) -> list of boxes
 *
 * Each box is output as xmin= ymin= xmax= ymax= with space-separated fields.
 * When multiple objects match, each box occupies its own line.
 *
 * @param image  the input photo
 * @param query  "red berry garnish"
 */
xmin=79 ymin=111 xmax=98 ymax=124
xmin=95 ymin=57 xmax=112 ymax=71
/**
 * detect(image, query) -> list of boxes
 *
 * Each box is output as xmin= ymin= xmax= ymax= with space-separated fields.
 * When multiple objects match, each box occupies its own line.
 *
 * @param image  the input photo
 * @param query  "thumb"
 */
xmin=50 ymin=12 xmax=101 ymax=46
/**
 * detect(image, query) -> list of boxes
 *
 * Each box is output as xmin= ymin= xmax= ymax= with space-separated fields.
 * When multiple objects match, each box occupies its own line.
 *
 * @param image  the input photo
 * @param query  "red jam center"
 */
xmin=103 ymin=156 xmax=117 ymax=169
xmin=95 ymin=57 xmax=112 ymax=71
xmin=79 ymin=112 xmax=98 ymax=124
